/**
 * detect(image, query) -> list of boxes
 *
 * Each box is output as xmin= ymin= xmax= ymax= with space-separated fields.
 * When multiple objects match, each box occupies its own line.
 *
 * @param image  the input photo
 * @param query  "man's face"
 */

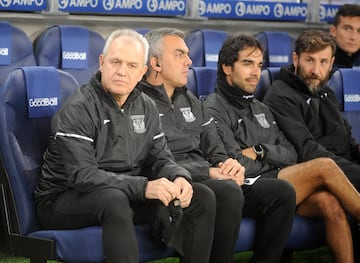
xmin=155 ymin=35 xmax=192 ymax=89
xmin=99 ymin=36 xmax=147 ymax=103
xmin=222 ymin=47 xmax=263 ymax=94
xmin=330 ymin=15 xmax=360 ymax=55
xmin=292 ymin=46 xmax=334 ymax=93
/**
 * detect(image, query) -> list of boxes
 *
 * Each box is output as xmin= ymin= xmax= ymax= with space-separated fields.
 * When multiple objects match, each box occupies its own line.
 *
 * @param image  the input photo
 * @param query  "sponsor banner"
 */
xmin=197 ymin=0 xmax=308 ymax=21
xmin=319 ymin=4 xmax=341 ymax=23
xmin=197 ymin=1 xmax=340 ymax=22
xmin=57 ymin=0 xmax=186 ymax=16
xmin=0 ymin=0 xmax=47 ymax=11
xmin=23 ymin=66 xmax=60 ymax=118
xmin=60 ymin=26 xmax=89 ymax=69
xmin=343 ymin=70 xmax=360 ymax=111
xmin=0 ymin=21 xmax=11 ymax=65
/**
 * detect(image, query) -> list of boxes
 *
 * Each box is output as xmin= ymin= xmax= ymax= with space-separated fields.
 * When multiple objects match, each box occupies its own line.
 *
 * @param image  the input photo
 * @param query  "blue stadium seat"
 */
xmin=187 ymin=66 xmax=217 ymax=101
xmin=255 ymin=31 xmax=294 ymax=68
xmin=33 ymin=25 xmax=105 ymax=85
xmin=0 ymin=21 xmax=36 ymax=85
xmin=135 ymin=28 xmax=150 ymax=35
xmin=255 ymin=67 xmax=281 ymax=101
xmin=327 ymin=69 xmax=344 ymax=110
xmin=327 ymin=68 xmax=360 ymax=142
xmin=185 ymin=29 xmax=228 ymax=67
xmin=0 ymin=66 xmax=177 ymax=262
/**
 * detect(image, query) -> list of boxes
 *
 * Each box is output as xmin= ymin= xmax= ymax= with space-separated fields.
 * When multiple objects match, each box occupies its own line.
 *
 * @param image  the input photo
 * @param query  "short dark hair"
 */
xmin=294 ymin=30 xmax=336 ymax=57
xmin=217 ymin=35 xmax=263 ymax=80
xmin=333 ymin=4 xmax=360 ymax=27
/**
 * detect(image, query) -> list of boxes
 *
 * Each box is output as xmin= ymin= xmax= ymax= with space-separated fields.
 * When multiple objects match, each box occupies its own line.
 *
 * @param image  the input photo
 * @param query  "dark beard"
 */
xmin=296 ymin=65 xmax=329 ymax=94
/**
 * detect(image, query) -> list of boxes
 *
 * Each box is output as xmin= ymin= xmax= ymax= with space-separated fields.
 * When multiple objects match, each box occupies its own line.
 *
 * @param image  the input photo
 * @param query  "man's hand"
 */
xmin=145 ymin=178 xmax=179 ymax=206
xmin=209 ymin=158 xmax=245 ymax=186
xmin=173 ymin=177 xmax=193 ymax=208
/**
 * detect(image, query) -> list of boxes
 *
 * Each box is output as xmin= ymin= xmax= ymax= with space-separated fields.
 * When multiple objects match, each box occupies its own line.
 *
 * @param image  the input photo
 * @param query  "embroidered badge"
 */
xmin=130 ymin=115 xmax=146 ymax=134
xmin=180 ymin=107 xmax=196 ymax=122
xmin=254 ymin=113 xmax=270 ymax=128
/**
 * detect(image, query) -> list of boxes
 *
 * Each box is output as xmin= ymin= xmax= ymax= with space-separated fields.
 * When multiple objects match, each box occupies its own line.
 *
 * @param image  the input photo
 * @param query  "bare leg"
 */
xmin=297 ymin=191 xmax=353 ymax=263
xmin=278 ymin=157 xmax=360 ymax=220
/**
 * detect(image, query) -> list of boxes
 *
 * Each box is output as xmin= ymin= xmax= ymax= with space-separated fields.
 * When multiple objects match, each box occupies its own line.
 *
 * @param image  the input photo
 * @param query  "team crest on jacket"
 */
xmin=130 ymin=115 xmax=146 ymax=134
xmin=254 ymin=113 xmax=270 ymax=128
xmin=180 ymin=107 xmax=196 ymax=122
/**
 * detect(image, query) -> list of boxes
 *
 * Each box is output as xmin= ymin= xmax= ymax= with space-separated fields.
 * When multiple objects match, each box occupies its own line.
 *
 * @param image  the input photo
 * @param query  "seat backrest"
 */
xmin=327 ymin=68 xmax=360 ymax=142
xmin=0 ymin=21 xmax=37 ymax=85
xmin=187 ymin=66 xmax=217 ymax=101
xmin=0 ymin=66 xmax=79 ymax=235
xmin=255 ymin=31 xmax=294 ymax=68
xmin=327 ymin=68 xmax=344 ymax=110
xmin=328 ymin=68 xmax=360 ymax=112
xmin=255 ymin=67 xmax=281 ymax=101
xmin=135 ymin=28 xmax=150 ymax=35
xmin=33 ymin=25 xmax=105 ymax=85
xmin=185 ymin=29 xmax=228 ymax=67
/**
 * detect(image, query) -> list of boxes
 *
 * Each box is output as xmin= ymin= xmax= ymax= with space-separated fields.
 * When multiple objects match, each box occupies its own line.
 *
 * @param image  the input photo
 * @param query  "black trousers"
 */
xmin=243 ymin=178 xmax=296 ymax=263
xmin=201 ymin=179 xmax=244 ymax=263
xmin=37 ymin=183 xmax=216 ymax=263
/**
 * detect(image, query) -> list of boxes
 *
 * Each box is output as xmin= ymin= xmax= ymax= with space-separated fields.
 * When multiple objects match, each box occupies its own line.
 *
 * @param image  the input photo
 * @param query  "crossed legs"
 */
xmin=278 ymin=157 xmax=360 ymax=220
xmin=278 ymin=157 xmax=359 ymax=263
xmin=297 ymin=191 xmax=353 ymax=263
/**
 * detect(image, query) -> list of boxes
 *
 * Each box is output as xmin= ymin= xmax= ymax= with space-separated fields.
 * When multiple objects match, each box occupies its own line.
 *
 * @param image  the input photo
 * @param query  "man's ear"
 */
xmin=329 ymin=25 xmax=336 ymax=37
xmin=99 ymin=54 xmax=104 ymax=71
xmin=292 ymin=52 xmax=298 ymax=67
xmin=222 ymin=64 xmax=232 ymax=76
xmin=150 ymin=56 xmax=161 ymax=70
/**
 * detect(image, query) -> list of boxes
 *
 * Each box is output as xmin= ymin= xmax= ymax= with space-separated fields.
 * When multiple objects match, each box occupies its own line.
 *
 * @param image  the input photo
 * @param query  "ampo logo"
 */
xmin=1 ymin=0 xmax=44 ymax=5
xmin=0 ymin=0 xmax=11 ymax=7
xmin=198 ymin=0 xmax=206 ymax=16
xmin=58 ymin=0 xmax=69 ymax=8
xmin=235 ymin=2 xmax=246 ymax=17
xmin=29 ymin=97 xmax=58 ymax=107
xmin=319 ymin=5 xmax=326 ymax=20
xmin=63 ymin=52 xmax=87 ymax=60
xmin=0 ymin=48 xmax=8 ymax=56
xmin=147 ymin=0 xmax=157 ymax=12
xmin=274 ymin=3 xmax=284 ymax=18
xmin=103 ymin=0 xmax=114 ymax=10
xmin=59 ymin=0 xmax=97 ymax=8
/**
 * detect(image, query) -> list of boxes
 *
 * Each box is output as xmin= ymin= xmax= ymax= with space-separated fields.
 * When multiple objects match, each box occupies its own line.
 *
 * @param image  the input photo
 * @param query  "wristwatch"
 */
xmin=253 ymin=144 xmax=265 ymax=160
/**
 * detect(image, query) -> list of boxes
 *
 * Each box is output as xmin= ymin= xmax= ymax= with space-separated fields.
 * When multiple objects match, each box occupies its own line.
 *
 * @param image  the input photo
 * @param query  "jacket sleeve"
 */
xmin=52 ymin=103 xmax=148 ymax=201
xmin=199 ymin=105 xmax=229 ymax=166
xmin=260 ymin=106 xmax=298 ymax=167
xmin=144 ymin=102 xmax=192 ymax=183
xmin=204 ymin=97 xmax=264 ymax=177
xmin=146 ymin=131 xmax=192 ymax=183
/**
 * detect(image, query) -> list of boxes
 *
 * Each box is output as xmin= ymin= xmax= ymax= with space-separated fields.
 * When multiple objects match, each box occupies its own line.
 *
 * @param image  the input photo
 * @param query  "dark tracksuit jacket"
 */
xmin=263 ymin=65 xmax=360 ymax=191
xmin=334 ymin=46 xmax=360 ymax=69
xmin=139 ymin=81 xmax=229 ymax=181
xmin=263 ymin=65 xmax=359 ymax=163
xmin=35 ymin=71 xmax=191 ymax=205
xmin=203 ymin=81 xmax=298 ymax=178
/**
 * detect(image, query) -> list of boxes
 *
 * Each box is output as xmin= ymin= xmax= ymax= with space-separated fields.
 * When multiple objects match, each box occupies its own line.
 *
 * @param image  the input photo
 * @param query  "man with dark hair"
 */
xmin=330 ymin=3 xmax=360 ymax=68
xmin=264 ymin=29 xmax=360 ymax=191
xmin=205 ymin=33 xmax=360 ymax=263
xmin=140 ymin=27 xmax=297 ymax=263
